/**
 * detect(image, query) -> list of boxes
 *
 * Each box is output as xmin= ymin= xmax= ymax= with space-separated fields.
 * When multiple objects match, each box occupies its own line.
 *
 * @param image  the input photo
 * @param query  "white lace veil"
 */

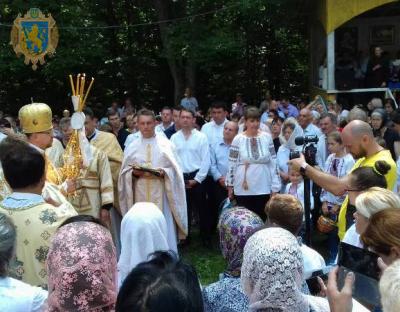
xmin=241 ymin=227 xmax=309 ymax=311
xmin=279 ymin=117 xmax=304 ymax=151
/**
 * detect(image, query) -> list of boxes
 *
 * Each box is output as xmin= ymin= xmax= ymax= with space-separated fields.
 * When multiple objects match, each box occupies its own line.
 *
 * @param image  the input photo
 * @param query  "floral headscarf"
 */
xmin=241 ymin=227 xmax=308 ymax=311
xmin=218 ymin=207 xmax=264 ymax=277
xmin=47 ymin=221 xmax=117 ymax=312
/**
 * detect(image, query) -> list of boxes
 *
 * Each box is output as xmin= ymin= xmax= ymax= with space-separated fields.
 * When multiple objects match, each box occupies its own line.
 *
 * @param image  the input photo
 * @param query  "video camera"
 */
xmin=289 ymin=134 xmax=319 ymax=246
xmin=294 ymin=135 xmax=319 ymax=145
xmin=289 ymin=135 xmax=319 ymax=161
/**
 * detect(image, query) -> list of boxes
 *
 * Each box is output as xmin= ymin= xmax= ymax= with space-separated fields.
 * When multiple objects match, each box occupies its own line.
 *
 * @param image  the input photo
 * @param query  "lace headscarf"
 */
xmin=371 ymin=108 xmax=388 ymax=134
xmin=279 ymin=117 xmax=303 ymax=151
xmin=241 ymin=227 xmax=308 ymax=311
xmin=117 ymin=202 xmax=170 ymax=288
xmin=47 ymin=221 xmax=117 ymax=312
xmin=218 ymin=207 xmax=264 ymax=277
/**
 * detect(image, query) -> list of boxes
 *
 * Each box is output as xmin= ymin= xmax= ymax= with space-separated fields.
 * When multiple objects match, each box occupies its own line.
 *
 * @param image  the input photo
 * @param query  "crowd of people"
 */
xmin=1 ymin=90 xmax=400 ymax=311
xmin=320 ymin=45 xmax=400 ymax=90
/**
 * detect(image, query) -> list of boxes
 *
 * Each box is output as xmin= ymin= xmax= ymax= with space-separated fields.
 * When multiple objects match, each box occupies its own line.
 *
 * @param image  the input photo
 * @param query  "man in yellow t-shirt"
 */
xmin=289 ymin=120 xmax=396 ymax=240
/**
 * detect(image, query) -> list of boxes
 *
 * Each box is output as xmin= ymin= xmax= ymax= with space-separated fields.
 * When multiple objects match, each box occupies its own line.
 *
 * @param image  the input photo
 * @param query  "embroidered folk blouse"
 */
xmin=226 ymin=132 xmax=281 ymax=196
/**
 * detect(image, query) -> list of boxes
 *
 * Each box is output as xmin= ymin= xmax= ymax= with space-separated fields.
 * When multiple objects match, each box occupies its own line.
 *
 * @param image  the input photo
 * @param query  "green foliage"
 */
xmin=0 ymin=0 xmax=309 ymax=114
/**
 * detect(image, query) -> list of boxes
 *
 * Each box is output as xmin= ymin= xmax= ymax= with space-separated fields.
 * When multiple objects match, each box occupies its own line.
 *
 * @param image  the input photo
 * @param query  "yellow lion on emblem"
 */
xmin=21 ymin=24 xmax=43 ymax=53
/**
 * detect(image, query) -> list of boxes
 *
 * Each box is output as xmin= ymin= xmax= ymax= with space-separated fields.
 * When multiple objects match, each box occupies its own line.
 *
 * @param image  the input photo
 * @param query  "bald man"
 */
xmin=289 ymin=120 xmax=397 ymax=240
xmin=210 ymin=121 xmax=239 ymax=223
xmin=298 ymin=108 xmax=322 ymax=137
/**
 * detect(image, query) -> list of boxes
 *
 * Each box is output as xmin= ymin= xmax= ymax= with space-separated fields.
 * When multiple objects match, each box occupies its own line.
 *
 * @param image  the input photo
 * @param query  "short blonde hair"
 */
xmin=355 ymin=187 xmax=400 ymax=219
xmin=380 ymin=259 xmax=400 ymax=312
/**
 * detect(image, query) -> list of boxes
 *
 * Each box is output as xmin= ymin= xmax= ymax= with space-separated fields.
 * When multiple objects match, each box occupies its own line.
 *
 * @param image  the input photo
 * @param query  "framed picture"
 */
xmin=370 ymin=25 xmax=395 ymax=45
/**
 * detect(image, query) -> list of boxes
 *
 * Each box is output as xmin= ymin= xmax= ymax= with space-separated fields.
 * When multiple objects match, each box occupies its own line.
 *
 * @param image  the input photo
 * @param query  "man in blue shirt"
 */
xmin=210 ymin=121 xmax=239 ymax=209
xmin=279 ymin=97 xmax=299 ymax=118
xmin=180 ymin=88 xmax=198 ymax=112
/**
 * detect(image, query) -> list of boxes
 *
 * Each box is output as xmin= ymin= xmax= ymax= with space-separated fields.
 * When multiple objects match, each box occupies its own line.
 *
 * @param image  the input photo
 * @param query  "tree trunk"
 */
xmin=124 ymin=0 xmax=137 ymax=96
xmin=105 ymin=0 xmax=120 ymax=57
xmin=153 ymin=0 xmax=185 ymax=104
xmin=185 ymin=58 xmax=196 ymax=94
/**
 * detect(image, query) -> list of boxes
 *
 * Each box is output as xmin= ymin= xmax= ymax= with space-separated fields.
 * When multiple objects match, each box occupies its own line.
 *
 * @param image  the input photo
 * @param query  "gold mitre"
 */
xmin=19 ymin=103 xmax=53 ymax=134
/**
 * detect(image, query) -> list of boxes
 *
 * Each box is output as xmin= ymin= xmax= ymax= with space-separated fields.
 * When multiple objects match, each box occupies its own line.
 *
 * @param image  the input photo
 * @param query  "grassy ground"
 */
xmin=180 ymin=230 xmax=226 ymax=286
xmin=180 ymin=227 xmax=329 ymax=286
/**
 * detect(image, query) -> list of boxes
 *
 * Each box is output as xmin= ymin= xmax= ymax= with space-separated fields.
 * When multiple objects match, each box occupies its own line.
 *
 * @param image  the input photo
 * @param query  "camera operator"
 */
xmin=289 ymin=120 xmax=396 ymax=241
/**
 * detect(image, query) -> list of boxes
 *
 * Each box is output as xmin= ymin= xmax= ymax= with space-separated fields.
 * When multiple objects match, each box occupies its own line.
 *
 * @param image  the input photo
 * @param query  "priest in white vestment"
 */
xmin=119 ymin=109 xmax=188 ymax=252
xmin=60 ymin=118 xmax=114 ymax=219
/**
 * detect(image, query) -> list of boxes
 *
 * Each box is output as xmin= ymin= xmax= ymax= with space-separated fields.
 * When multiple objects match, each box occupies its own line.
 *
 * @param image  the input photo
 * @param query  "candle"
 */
xmin=82 ymin=77 xmax=94 ymax=108
xmin=80 ymin=76 xmax=84 ymax=99
xmin=69 ymin=74 xmax=76 ymax=96
xmin=76 ymin=74 xmax=81 ymax=97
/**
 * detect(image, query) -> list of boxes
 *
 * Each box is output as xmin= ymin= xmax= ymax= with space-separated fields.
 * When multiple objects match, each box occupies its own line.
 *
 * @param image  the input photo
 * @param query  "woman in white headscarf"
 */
xmin=117 ymin=202 xmax=170 ymax=288
xmin=241 ymin=227 xmax=330 ymax=312
xmin=277 ymin=117 xmax=304 ymax=190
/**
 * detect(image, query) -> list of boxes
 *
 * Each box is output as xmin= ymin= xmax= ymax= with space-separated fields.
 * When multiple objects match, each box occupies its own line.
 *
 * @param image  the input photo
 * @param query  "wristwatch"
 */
xmin=300 ymin=162 xmax=308 ymax=175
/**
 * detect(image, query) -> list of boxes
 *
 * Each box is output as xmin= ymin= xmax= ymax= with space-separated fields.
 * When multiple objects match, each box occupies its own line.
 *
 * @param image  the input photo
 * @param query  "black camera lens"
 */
xmin=289 ymin=150 xmax=300 ymax=160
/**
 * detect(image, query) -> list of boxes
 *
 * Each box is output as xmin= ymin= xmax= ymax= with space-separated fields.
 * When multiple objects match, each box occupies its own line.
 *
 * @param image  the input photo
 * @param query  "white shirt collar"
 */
xmin=211 ymin=119 xmax=228 ymax=127
xmin=10 ymin=192 xmax=43 ymax=201
xmin=180 ymin=128 xmax=195 ymax=135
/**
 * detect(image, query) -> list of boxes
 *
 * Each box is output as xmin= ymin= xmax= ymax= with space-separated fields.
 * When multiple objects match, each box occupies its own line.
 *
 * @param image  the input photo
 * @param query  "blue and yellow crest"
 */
xmin=10 ymin=8 xmax=59 ymax=70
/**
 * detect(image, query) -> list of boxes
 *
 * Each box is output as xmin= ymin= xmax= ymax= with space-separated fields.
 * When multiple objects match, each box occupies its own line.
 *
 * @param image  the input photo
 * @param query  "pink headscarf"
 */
xmin=46 ymin=221 xmax=117 ymax=312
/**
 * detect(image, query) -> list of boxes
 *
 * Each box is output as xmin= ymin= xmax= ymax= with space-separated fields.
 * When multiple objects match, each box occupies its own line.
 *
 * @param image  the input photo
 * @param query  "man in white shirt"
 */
xmin=298 ymin=108 xmax=322 ymax=138
xmin=171 ymin=108 xmax=210 ymax=244
xmin=155 ymin=106 xmax=174 ymax=132
xmin=316 ymin=113 xmax=338 ymax=168
xmin=210 ymin=121 xmax=238 ymax=208
xmin=201 ymin=101 xmax=228 ymax=146
xmin=201 ymin=101 xmax=229 ymax=228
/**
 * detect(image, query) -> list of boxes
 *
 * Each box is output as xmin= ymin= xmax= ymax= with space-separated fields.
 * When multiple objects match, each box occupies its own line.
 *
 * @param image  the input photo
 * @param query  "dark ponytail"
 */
xmin=350 ymin=160 xmax=390 ymax=191
xmin=374 ymin=160 xmax=391 ymax=176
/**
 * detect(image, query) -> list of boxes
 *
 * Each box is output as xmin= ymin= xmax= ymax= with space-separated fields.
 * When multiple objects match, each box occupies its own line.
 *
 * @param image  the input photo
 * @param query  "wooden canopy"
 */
xmin=318 ymin=0 xmax=397 ymax=33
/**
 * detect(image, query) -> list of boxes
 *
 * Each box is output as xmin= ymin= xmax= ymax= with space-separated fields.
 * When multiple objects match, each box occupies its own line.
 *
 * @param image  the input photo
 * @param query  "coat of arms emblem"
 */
xmin=10 ymin=8 xmax=59 ymax=70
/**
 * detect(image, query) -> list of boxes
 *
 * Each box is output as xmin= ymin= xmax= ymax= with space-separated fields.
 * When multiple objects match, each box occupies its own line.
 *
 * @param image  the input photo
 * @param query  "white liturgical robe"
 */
xmin=119 ymin=133 xmax=188 ymax=251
